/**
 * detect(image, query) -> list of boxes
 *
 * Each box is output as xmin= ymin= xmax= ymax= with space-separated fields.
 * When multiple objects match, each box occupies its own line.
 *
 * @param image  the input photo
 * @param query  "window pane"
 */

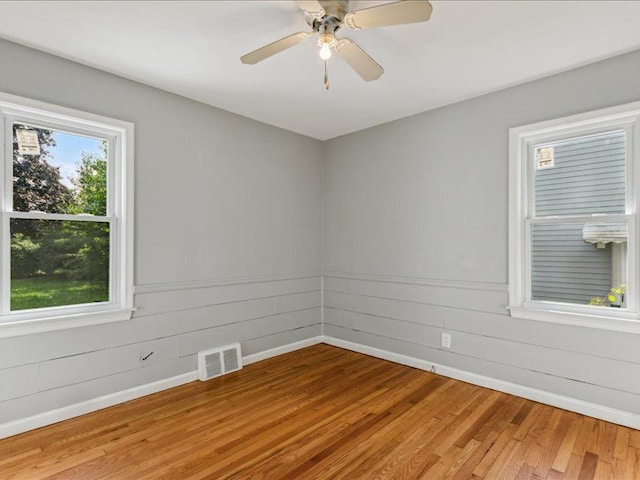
xmin=13 ymin=123 xmax=107 ymax=215
xmin=531 ymin=222 xmax=627 ymax=307
xmin=10 ymin=219 xmax=110 ymax=311
xmin=534 ymin=131 xmax=625 ymax=216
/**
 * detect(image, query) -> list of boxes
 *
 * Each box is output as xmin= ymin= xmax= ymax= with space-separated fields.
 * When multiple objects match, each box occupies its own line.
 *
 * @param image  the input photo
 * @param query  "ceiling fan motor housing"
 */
xmin=319 ymin=0 xmax=349 ymax=21
xmin=306 ymin=0 xmax=349 ymax=32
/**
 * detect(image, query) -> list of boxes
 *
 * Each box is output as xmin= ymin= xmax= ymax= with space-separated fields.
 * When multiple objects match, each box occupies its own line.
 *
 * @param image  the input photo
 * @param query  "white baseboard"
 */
xmin=3 ymin=334 xmax=638 ymax=440
xmin=322 ymin=336 xmax=640 ymax=430
xmin=0 ymin=335 xmax=323 ymax=440
xmin=0 ymin=371 xmax=198 ymax=440
xmin=243 ymin=336 xmax=323 ymax=365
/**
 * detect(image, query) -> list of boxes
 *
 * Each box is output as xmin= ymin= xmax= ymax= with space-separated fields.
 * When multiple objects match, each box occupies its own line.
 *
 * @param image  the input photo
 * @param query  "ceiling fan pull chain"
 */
xmin=324 ymin=59 xmax=330 ymax=90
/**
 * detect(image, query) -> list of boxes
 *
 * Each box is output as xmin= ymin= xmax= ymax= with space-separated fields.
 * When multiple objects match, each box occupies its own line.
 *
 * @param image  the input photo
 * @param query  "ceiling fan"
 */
xmin=240 ymin=0 xmax=433 ymax=89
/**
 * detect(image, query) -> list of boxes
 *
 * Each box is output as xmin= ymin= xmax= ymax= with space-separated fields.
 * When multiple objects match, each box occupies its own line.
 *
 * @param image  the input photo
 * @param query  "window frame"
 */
xmin=0 ymin=92 xmax=134 ymax=337
xmin=508 ymin=101 xmax=640 ymax=333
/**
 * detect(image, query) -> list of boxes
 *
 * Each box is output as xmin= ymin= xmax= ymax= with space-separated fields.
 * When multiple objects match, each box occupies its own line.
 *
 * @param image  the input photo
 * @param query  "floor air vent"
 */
xmin=198 ymin=343 xmax=243 ymax=381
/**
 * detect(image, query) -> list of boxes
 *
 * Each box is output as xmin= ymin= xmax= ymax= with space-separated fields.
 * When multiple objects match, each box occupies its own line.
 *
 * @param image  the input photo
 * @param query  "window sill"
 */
xmin=0 ymin=308 xmax=134 ymax=338
xmin=508 ymin=305 xmax=640 ymax=334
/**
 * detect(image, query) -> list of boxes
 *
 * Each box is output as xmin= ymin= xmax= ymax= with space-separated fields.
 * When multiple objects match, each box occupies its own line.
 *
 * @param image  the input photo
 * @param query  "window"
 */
xmin=0 ymin=92 xmax=133 ymax=337
xmin=509 ymin=101 xmax=640 ymax=331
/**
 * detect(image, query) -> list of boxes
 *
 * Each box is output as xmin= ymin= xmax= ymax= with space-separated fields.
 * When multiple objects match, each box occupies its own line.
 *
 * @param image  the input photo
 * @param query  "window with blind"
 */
xmin=509 ymin=102 xmax=640 ymax=330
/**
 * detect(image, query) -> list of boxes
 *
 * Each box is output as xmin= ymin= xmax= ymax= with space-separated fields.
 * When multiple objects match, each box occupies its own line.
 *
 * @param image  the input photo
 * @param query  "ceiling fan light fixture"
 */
xmin=317 ymin=32 xmax=336 ymax=60
xmin=319 ymin=42 xmax=332 ymax=60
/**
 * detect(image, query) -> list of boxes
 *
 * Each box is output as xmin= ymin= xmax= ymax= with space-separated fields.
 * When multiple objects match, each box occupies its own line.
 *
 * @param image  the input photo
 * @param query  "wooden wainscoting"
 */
xmin=0 ymin=344 xmax=638 ymax=479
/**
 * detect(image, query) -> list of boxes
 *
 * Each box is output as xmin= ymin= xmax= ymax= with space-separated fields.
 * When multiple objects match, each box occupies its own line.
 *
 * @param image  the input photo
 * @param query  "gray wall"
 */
xmin=323 ymin=49 xmax=640 ymax=415
xmin=2 ymin=35 xmax=640 ymax=429
xmin=0 ymin=38 xmax=322 ymax=423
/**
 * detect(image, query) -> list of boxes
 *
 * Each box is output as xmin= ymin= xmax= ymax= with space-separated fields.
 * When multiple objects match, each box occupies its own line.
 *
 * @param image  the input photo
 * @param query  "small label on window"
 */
xmin=536 ymin=146 xmax=554 ymax=170
xmin=16 ymin=129 xmax=41 ymax=155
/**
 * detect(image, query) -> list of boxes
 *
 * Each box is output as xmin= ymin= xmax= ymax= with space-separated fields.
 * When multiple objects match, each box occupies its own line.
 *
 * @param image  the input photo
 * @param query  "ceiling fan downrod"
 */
xmin=324 ymin=59 xmax=329 ymax=90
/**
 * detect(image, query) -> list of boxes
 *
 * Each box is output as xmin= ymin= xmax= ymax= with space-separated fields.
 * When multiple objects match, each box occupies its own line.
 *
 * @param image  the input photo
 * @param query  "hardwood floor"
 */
xmin=1 ymin=344 xmax=639 ymax=479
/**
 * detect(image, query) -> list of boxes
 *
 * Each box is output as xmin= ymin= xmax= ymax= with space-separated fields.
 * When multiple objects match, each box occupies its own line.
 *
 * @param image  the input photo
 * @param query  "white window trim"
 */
xmin=0 ymin=92 xmax=134 ymax=338
xmin=508 ymin=101 xmax=640 ymax=334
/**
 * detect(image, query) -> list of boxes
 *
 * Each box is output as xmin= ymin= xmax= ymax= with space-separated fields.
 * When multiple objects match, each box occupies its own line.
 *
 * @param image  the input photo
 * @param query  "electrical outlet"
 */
xmin=441 ymin=333 xmax=452 ymax=349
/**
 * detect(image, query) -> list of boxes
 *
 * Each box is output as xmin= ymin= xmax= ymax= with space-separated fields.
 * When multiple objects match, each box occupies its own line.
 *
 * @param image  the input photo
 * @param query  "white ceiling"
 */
xmin=0 ymin=1 xmax=639 ymax=140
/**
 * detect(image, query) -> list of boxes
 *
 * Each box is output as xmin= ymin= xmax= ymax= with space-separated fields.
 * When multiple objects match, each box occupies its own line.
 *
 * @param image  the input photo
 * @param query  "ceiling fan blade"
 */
xmin=344 ymin=0 xmax=433 ymax=30
xmin=335 ymin=38 xmax=384 ymax=82
xmin=241 ymin=32 xmax=313 ymax=65
xmin=293 ymin=0 xmax=325 ymax=20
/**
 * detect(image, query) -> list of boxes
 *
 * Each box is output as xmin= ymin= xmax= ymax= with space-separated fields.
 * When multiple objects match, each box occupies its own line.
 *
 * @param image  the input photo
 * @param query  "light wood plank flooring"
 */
xmin=1 ymin=344 xmax=639 ymax=479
